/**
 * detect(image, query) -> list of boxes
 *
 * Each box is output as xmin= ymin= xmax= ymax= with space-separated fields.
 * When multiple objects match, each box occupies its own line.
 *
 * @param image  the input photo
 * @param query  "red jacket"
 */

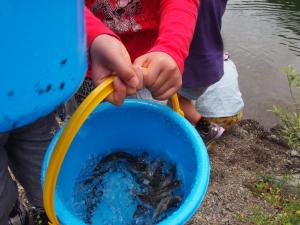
xmin=85 ymin=0 xmax=199 ymax=77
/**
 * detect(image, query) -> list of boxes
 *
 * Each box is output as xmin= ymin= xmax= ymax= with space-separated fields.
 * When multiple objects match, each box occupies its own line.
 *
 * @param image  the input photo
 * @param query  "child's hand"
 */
xmin=134 ymin=52 xmax=182 ymax=100
xmin=90 ymin=34 xmax=142 ymax=105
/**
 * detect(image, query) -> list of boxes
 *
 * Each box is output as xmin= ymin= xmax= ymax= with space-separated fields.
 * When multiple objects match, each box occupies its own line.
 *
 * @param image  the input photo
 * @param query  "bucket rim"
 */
xmin=41 ymin=99 xmax=210 ymax=225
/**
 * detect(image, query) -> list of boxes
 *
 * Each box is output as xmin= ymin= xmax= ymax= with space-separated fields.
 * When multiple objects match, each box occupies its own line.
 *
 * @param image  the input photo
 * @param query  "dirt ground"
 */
xmin=188 ymin=119 xmax=300 ymax=225
xmin=18 ymin=119 xmax=300 ymax=224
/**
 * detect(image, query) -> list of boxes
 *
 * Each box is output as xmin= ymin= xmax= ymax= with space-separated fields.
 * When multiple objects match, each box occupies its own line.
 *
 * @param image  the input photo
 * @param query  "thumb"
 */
xmin=142 ymin=59 xmax=161 ymax=89
xmin=108 ymin=56 xmax=139 ymax=89
xmin=92 ymin=36 xmax=140 ymax=89
xmin=133 ymin=55 xmax=154 ymax=88
xmin=133 ymin=54 xmax=149 ymax=68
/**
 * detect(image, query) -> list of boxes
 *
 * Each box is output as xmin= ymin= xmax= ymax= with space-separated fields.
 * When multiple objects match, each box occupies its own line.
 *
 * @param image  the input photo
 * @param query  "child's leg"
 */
xmin=0 ymin=134 xmax=19 ymax=224
xmin=178 ymin=95 xmax=201 ymax=125
xmin=178 ymin=88 xmax=224 ymax=146
xmin=6 ymin=113 xmax=59 ymax=208
xmin=178 ymin=86 xmax=207 ymax=125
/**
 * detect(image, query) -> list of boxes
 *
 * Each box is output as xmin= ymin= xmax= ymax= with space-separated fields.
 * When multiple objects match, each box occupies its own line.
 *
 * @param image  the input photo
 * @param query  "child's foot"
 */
xmin=31 ymin=206 xmax=50 ymax=225
xmin=8 ymin=199 xmax=29 ymax=225
xmin=196 ymin=119 xmax=225 ymax=146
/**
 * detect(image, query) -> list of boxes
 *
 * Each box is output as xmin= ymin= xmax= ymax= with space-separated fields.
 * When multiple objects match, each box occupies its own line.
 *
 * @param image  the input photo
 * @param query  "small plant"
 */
xmin=251 ymin=175 xmax=292 ymax=207
xmin=247 ymin=207 xmax=277 ymax=225
xmin=272 ymin=65 xmax=300 ymax=152
xmin=241 ymin=175 xmax=300 ymax=225
xmin=244 ymin=206 xmax=300 ymax=225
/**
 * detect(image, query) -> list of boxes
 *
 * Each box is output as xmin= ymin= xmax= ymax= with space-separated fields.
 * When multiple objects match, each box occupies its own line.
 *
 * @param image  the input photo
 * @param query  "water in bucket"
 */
xmin=72 ymin=150 xmax=184 ymax=225
xmin=42 ymin=101 xmax=210 ymax=225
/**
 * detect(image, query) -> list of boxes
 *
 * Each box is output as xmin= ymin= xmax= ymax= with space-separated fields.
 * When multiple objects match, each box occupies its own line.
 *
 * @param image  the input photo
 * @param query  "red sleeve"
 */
xmin=148 ymin=0 xmax=200 ymax=73
xmin=85 ymin=6 xmax=119 ymax=49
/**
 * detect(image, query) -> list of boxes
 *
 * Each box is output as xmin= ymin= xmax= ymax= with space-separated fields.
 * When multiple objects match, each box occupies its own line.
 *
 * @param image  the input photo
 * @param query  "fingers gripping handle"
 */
xmin=43 ymin=76 xmax=183 ymax=224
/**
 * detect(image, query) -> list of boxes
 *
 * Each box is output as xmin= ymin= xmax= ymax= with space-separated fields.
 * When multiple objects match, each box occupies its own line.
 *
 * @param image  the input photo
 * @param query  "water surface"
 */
xmin=223 ymin=0 xmax=300 ymax=127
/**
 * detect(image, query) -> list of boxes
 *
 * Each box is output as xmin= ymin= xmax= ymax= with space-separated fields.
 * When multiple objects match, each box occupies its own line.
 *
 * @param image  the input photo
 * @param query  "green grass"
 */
xmin=272 ymin=65 xmax=300 ymax=152
xmin=238 ymin=175 xmax=300 ymax=225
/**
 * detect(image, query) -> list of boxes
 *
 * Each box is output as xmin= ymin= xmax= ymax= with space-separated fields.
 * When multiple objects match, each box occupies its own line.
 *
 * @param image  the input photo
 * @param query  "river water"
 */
xmin=222 ymin=0 xmax=300 ymax=127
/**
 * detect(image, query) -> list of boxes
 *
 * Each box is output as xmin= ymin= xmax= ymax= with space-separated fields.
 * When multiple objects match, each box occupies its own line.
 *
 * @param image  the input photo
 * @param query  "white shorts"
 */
xmin=179 ymin=59 xmax=244 ymax=118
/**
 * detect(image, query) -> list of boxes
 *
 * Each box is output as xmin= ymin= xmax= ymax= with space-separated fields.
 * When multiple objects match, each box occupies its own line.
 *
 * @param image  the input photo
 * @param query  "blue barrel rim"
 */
xmin=41 ymin=99 xmax=210 ymax=225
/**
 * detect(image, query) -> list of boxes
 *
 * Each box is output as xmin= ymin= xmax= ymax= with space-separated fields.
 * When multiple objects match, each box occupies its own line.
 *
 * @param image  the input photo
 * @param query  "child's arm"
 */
xmin=150 ymin=0 xmax=200 ymax=73
xmin=134 ymin=0 xmax=199 ymax=100
xmin=85 ymin=7 xmax=141 ymax=105
xmin=85 ymin=6 xmax=119 ymax=51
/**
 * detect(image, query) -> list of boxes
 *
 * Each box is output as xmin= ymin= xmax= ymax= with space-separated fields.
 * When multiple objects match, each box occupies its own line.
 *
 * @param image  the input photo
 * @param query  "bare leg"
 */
xmin=177 ymin=95 xmax=201 ymax=125
xmin=174 ymin=94 xmax=224 ymax=146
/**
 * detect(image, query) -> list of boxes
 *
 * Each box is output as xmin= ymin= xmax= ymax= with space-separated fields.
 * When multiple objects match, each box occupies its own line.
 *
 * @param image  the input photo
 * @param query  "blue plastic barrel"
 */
xmin=0 ymin=1 xmax=87 ymax=132
xmin=41 ymin=100 xmax=210 ymax=225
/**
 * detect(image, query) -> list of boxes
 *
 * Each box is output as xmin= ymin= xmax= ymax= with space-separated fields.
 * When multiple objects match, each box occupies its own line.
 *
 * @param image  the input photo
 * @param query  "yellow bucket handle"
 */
xmin=43 ymin=76 xmax=184 ymax=224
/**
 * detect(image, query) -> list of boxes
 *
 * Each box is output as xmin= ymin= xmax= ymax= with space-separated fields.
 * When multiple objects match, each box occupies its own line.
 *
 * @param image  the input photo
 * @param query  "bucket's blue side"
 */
xmin=41 ymin=100 xmax=210 ymax=225
xmin=0 ymin=0 xmax=87 ymax=132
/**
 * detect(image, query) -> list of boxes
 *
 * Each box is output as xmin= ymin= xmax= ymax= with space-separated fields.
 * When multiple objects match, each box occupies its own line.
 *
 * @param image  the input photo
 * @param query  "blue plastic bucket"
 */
xmin=41 ymin=100 xmax=210 ymax=225
xmin=0 ymin=1 xmax=87 ymax=132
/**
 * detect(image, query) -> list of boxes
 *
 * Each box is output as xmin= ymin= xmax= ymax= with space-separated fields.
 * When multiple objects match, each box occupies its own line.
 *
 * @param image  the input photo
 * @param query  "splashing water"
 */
xmin=72 ymin=151 xmax=183 ymax=225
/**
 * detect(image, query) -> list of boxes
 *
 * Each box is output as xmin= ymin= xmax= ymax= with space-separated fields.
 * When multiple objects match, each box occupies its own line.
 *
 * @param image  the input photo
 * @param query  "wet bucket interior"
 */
xmin=42 ymin=100 xmax=210 ymax=225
